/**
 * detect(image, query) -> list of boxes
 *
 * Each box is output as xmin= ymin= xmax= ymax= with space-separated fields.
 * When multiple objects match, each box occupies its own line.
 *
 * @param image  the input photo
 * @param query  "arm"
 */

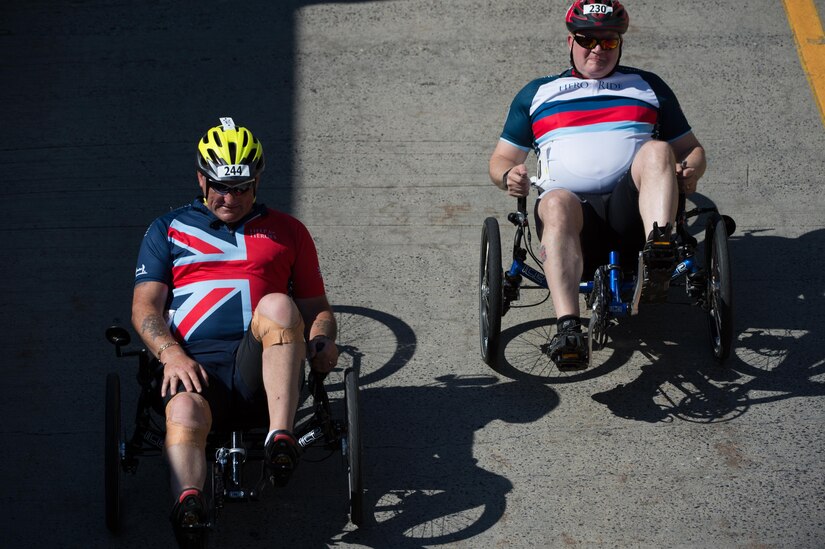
xmin=132 ymin=280 xmax=208 ymax=396
xmin=295 ymin=294 xmax=339 ymax=373
xmin=671 ymin=132 xmax=706 ymax=196
xmin=489 ymin=140 xmax=531 ymax=197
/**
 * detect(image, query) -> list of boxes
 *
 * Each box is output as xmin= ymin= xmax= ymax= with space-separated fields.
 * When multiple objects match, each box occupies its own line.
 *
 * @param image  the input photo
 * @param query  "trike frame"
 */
xmin=479 ymin=194 xmax=734 ymax=370
xmin=103 ymin=326 xmax=364 ymax=542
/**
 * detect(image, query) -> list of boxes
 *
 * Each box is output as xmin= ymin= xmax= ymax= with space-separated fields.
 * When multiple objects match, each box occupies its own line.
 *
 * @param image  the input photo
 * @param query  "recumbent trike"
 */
xmin=479 ymin=190 xmax=735 ymax=371
xmin=103 ymin=325 xmax=364 ymax=545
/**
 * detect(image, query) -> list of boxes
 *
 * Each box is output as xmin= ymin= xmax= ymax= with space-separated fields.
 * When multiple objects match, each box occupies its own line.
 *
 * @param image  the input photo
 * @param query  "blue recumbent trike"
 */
xmin=479 ymin=192 xmax=735 ymax=371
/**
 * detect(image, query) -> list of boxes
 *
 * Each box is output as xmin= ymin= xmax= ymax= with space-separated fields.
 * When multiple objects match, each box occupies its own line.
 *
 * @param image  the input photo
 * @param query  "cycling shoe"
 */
xmin=640 ymin=222 xmax=677 ymax=303
xmin=545 ymin=318 xmax=588 ymax=371
xmin=265 ymin=430 xmax=300 ymax=487
xmin=170 ymin=488 xmax=208 ymax=548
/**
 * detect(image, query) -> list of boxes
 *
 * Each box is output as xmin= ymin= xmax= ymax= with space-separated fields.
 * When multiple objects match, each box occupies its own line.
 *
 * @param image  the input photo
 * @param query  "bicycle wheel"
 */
xmin=705 ymin=216 xmax=733 ymax=361
xmin=104 ymin=372 xmax=122 ymax=533
xmin=587 ymin=267 xmax=609 ymax=368
xmin=344 ymin=367 xmax=364 ymax=526
xmin=479 ymin=217 xmax=503 ymax=366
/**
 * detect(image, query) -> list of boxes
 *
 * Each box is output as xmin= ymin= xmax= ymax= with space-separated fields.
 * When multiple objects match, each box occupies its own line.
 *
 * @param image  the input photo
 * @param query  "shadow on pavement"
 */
xmin=592 ymin=226 xmax=825 ymax=423
xmin=340 ymin=375 xmax=559 ymax=548
xmin=103 ymin=306 xmax=559 ymax=547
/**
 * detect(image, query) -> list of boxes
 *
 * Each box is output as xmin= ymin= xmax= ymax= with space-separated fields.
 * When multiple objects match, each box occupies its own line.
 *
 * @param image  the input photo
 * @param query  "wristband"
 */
xmin=157 ymin=341 xmax=180 ymax=361
xmin=501 ymin=168 xmax=512 ymax=189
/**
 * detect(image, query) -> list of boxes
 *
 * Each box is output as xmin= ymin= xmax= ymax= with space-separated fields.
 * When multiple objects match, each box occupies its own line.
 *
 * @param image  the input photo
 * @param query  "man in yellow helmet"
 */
xmin=131 ymin=117 xmax=338 ymax=545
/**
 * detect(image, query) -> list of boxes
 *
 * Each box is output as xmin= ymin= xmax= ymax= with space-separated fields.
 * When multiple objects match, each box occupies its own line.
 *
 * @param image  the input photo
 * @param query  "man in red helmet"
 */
xmin=489 ymin=0 xmax=706 ymax=369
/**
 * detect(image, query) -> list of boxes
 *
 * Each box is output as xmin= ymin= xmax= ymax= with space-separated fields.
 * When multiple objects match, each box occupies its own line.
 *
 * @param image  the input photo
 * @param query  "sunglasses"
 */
xmin=573 ymin=34 xmax=621 ymax=50
xmin=208 ymin=178 xmax=255 ymax=196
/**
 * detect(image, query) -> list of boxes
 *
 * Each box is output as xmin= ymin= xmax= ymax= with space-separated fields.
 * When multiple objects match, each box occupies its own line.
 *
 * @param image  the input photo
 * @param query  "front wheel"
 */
xmin=104 ymin=372 xmax=122 ymax=533
xmin=587 ymin=267 xmax=609 ymax=368
xmin=479 ymin=217 xmax=503 ymax=367
xmin=344 ymin=367 xmax=364 ymax=526
xmin=705 ymin=216 xmax=733 ymax=361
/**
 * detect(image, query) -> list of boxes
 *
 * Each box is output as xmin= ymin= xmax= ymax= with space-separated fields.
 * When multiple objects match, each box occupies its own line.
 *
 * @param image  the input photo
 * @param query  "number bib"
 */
xmin=583 ymin=4 xmax=613 ymax=15
xmin=219 ymin=164 xmax=251 ymax=178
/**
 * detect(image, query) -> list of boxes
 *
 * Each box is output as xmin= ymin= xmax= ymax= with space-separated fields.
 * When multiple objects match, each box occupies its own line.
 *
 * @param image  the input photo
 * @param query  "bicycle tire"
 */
xmin=479 ymin=217 xmax=503 ymax=367
xmin=344 ymin=367 xmax=364 ymax=526
xmin=104 ymin=372 xmax=122 ymax=533
xmin=705 ymin=216 xmax=733 ymax=361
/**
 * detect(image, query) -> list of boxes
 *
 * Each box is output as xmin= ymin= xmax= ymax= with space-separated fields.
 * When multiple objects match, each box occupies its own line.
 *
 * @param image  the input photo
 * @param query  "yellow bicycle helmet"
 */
xmin=196 ymin=117 xmax=265 ymax=182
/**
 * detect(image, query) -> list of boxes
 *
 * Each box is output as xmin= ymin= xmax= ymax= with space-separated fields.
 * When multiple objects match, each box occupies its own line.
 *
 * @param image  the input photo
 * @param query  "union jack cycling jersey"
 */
xmin=134 ymin=199 xmax=325 ymax=348
xmin=500 ymin=66 xmax=691 ymax=195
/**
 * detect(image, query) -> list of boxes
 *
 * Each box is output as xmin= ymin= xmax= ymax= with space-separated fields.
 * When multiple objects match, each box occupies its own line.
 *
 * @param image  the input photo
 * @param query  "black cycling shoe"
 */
xmin=265 ymin=430 xmax=300 ymax=487
xmin=544 ymin=318 xmax=588 ymax=371
xmin=170 ymin=488 xmax=208 ymax=549
xmin=641 ymin=222 xmax=677 ymax=303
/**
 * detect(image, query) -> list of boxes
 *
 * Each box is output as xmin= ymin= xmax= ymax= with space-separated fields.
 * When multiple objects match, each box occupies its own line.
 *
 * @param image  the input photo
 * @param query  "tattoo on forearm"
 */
xmin=141 ymin=315 xmax=169 ymax=342
xmin=311 ymin=318 xmax=336 ymax=340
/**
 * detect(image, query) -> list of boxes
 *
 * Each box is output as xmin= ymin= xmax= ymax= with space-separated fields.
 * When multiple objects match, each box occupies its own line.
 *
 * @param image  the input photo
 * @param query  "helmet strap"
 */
xmin=569 ymin=44 xmax=580 ymax=77
xmin=612 ymin=42 xmax=623 ymax=75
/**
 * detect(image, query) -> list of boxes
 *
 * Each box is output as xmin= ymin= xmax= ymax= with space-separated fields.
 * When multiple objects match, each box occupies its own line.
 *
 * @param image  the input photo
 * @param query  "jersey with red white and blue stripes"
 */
xmin=134 ymin=200 xmax=325 ymax=351
xmin=500 ymin=66 xmax=691 ymax=194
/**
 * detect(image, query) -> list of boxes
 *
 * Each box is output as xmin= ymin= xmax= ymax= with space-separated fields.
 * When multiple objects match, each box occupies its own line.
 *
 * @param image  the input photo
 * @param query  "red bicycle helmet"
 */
xmin=565 ymin=0 xmax=629 ymax=34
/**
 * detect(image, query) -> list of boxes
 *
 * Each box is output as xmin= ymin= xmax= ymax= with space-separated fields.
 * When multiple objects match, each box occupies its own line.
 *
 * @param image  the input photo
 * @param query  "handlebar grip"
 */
xmin=517 ymin=196 xmax=526 ymax=214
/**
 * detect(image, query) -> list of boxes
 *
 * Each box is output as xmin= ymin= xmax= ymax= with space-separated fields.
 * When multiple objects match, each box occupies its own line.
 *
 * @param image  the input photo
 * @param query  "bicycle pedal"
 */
xmin=179 ymin=521 xmax=210 ymax=532
xmin=556 ymin=360 xmax=588 ymax=372
xmin=644 ymin=249 xmax=675 ymax=271
xmin=267 ymin=467 xmax=293 ymax=488
xmin=554 ymin=350 xmax=589 ymax=371
xmin=643 ymin=224 xmax=677 ymax=271
xmin=641 ymin=269 xmax=671 ymax=303
xmin=174 ymin=520 xmax=210 ymax=548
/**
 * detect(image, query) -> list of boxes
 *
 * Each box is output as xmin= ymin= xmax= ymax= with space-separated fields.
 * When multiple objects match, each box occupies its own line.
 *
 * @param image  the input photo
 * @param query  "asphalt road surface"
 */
xmin=2 ymin=1 xmax=824 ymax=547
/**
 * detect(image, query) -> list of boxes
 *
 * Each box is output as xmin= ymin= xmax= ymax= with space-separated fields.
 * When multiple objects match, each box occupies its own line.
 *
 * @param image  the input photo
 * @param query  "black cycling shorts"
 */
xmin=534 ymin=170 xmax=645 ymax=275
xmin=159 ymin=328 xmax=274 ymax=431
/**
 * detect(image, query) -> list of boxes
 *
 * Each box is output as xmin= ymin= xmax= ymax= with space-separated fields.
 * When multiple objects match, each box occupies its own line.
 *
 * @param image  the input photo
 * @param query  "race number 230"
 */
xmin=584 ymin=4 xmax=613 ymax=14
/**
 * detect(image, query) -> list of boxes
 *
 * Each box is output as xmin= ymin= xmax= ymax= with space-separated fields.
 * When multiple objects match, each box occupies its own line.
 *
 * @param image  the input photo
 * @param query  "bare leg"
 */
xmin=165 ymin=393 xmax=211 ymax=495
xmin=166 ymin=446 xmax=207 ymax=495
xmin=537 ymin=189 xmax=585 ymax=319
xmin=254 ymin=293 xmax=304 ymax=433
xmin=631 ymin=140 xmax=679 ymax=235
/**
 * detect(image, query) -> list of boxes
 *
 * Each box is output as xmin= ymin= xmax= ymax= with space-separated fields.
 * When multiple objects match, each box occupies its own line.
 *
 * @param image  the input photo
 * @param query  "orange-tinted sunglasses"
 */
xmin=573 ymin=34 xmax=621 ymax=50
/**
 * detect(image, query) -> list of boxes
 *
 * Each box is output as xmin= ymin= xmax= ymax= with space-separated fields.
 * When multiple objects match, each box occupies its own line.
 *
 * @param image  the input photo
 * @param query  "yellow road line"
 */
xmin=783 ymin=0 xmax=825 ymax=126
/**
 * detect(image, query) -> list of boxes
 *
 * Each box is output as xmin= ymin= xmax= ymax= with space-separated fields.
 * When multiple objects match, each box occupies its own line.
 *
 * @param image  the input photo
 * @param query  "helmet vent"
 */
xmin=211 ymin=130 xmax=223 ymax=148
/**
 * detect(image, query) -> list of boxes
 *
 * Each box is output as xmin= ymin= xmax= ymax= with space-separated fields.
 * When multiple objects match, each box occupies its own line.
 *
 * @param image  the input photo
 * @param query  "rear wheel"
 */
xmin=479 ymin=217 xmax=503 ymax=366
xmin=705 ymin=216 xmax=733 ymax=361
xmin=344 ymin=367 xmax=364 ymax=526
xmin=105 ymin=372 xmax=122 ymax=533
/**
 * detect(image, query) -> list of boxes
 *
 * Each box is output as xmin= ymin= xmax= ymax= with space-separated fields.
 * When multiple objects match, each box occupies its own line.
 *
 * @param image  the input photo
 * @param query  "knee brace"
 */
xmin=251 ymin=308 xmax=305 ymax=347
xmin=165 ymin=393 xmax=212 ymax=450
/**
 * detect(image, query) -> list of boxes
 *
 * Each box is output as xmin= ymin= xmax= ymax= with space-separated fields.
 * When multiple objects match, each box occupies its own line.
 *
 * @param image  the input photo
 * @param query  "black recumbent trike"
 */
xmin=103 ymin=325 xmax=364 ymax=545
xmin=479 ymin=190 xmax=735 ymax=371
